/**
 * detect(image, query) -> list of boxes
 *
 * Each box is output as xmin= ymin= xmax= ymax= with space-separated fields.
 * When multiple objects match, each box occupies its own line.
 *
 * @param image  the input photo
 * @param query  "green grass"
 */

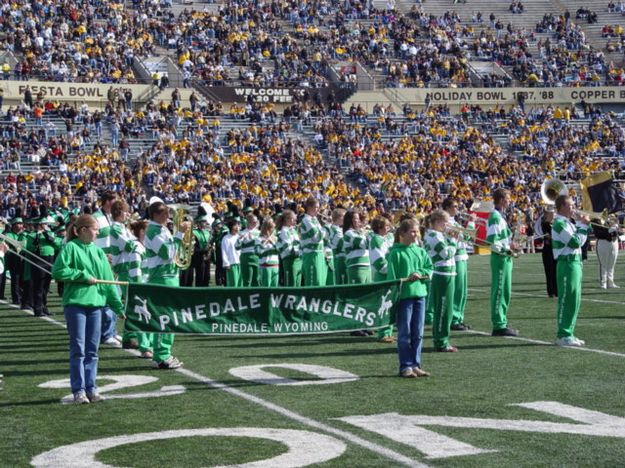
xmin=2 ymin=253 xmax=625 ymax=467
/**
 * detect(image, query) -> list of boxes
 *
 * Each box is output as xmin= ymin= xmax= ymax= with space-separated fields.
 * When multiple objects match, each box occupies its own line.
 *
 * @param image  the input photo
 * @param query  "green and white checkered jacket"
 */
xmin=236 ymin=228 xmax=260 ymax=255
xmin=343 ymin=228 xmax=370 ymax=269
xmin=486 ymin=209 xmax=512 ymax=255
xmin=369 ymin=232 xmax=389 ymax=281
xmin=298 ymin=214 xmax=325 ymax=254
xmin=424 ymin=229 xmax=456 ymax=273
xmin=144 ymin=221 xmax=183 ymax=283
xmin=255 ymin=236 xmax=280 ymax=267
xmin=277 ymin=226 xmax=301 ymax=259
xmin=551 ymin=214 xmax=590 ymax=259
xmin=93 ymin=209 xmax=113 ymax=254
xmin=110 ymin=222 xmax=143 ymax=281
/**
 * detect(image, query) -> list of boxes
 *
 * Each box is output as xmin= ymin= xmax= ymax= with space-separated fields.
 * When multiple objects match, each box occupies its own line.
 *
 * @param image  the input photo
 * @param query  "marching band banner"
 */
xmin=123 ymin=281 xmax=401 ymax=335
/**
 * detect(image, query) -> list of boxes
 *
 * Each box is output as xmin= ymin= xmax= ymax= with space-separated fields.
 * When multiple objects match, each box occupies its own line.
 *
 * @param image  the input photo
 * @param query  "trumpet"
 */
xmin=444 ymin=223 xmax=478 ymax=242
xmin=170 ymin=204 xmax=195 ymax=270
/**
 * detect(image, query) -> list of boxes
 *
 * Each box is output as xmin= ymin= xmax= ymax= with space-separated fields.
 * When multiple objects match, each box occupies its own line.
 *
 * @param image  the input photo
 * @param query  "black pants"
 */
xmin=7 ymin=256 xmax=22 ymax=304
xmin=180 ymin=255 xmax=210 ymax=286
xmin=32 ymin=256 xmax=53 ymax=315
xmin=0 ymin=270 xmax=5 ymax=299
xmin=542 ymin=249 xmax=558 ymax=297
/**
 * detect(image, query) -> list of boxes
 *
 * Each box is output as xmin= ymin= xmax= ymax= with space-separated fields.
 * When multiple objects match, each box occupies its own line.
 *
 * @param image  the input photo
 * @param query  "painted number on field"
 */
xmin=337 ymin=401 xmax=625 ymax=459
xmin=229 ymin=363 xmax=359 ymax=386
xmin=39 ymin=374 xmax=185 ymax=404
xmin=31 ymin=427 xmax=346 ymax=468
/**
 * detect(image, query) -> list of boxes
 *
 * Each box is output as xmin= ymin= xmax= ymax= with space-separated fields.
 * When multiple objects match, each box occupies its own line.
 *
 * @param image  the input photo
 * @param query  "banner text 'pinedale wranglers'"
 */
xmin=123 ymin=281 xmax=401 ymax=335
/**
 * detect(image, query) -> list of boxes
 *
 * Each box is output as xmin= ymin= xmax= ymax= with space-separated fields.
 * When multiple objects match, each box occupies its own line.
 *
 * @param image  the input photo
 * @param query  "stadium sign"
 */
xmin=123 ymin=281 xmax=400 ymax=335
xmin=1 ymin=80 xmax=151 ymax=103
xmin=371 ymin=86 xmax=625 ymax=107
xmin=209 ymin=86 xmax=332 ymax=103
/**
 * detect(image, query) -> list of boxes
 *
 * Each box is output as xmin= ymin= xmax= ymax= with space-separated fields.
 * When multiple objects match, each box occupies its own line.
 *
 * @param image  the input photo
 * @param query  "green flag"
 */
xmin=124 ymin=281 xmax=402 ymax=335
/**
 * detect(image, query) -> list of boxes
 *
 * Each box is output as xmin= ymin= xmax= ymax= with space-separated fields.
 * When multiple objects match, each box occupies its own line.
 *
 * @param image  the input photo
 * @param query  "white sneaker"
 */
xmin=115 ymin=334 xmax=123 ymax=341
xmin=86 ymin=392 xmax=105 ymax=403
xmin=73 ymin=392 xmax=90 ymax=404
xmin=573 ymin=337 xmax=586 ymax=346
xmin=608 ymin=284 xmax=620 ymax=289
xmin=103 ymin=337 xmax=122 ymax=348
xmin=152 ymin=356 xmax=183 ymax=369
xmin=555 ymin=337 xmax=583 ymax=347
xmin=600 ymin=284 xmax=607 ymax=289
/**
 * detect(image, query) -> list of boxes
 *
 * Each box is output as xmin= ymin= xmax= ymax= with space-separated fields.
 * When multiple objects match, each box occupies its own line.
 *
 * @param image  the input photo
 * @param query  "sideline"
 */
xmin=0 ymin=299 xmax=425 ymax=468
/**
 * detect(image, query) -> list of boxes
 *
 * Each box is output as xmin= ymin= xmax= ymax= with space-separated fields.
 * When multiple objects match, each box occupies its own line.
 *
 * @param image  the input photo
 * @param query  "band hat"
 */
xmin=10 ymin=217 xmax=23 ymax=224
xmin=149 ymin=196 xmax=165 ymax=206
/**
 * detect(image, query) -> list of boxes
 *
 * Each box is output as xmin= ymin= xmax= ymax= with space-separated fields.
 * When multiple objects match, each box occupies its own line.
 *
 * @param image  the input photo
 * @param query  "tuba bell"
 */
xmin=540 ymin=179 xmax=569 ymax=205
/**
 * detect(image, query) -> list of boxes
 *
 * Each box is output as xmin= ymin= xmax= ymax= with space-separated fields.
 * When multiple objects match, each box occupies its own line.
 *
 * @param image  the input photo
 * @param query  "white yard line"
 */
xmin=1 ymin=300 xmax=425 ymax=468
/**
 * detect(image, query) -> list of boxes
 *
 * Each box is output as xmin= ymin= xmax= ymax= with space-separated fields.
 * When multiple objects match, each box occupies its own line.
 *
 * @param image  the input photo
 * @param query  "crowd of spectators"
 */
xmin=2 ymin=0 xmax=625 ymax=90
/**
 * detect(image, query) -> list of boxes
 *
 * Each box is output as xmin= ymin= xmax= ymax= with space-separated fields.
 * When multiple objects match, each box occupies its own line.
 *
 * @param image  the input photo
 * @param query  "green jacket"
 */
xmin=51 ymin=238 xmax=124 ymax=315
xmin=386 ymin=243 xmax=433 ymax=299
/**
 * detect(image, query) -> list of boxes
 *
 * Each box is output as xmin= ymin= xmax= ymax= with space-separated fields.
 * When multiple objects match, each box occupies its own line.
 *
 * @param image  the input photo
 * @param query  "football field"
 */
xmin=2 ymin=253 xmax=625 ymax=467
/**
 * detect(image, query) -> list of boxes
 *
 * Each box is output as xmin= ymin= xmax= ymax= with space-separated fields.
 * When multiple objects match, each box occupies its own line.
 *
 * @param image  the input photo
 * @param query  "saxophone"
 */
xmin=170 ymin=204 xmax=195 ymax=270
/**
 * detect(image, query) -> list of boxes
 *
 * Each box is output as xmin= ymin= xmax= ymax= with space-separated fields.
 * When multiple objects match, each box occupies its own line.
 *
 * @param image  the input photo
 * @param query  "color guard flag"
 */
xmin=580 ymin=171 xmax=624 ymax=214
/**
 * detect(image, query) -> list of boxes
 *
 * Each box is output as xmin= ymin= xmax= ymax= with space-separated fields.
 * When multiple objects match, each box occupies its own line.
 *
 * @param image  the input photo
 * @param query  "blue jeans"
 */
xmin=101 ymin=307 xmax=117 ymax=341
xmin=396 ymin=297 xmax=426 ymax=372
xmin=64 ymin=306 xmax=102 ymax=394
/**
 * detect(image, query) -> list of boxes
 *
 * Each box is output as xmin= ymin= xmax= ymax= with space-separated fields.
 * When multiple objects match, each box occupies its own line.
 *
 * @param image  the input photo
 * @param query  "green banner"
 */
xmin=123 ymin=281 xmax=402 ymax=335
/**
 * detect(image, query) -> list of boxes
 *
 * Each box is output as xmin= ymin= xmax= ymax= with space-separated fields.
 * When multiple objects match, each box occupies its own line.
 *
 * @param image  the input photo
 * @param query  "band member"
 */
xmin=370 ymin=216 xmax=394 ymax=342
xmin=255 ymin=217 xmax=280 ymax=287
xmin=534 ymin=209 xmax=558 ymax=297
xmin=128 ymin=219 xmax=153 ymax=358
xmin=343 ymin=209 xmax=371 ymax=284
xmin=29 ymin=213 xmax=56 ymax=317
xmin=0 ymin=242 xmax=7 ymax=275
xmin=5 ymin=215 xmax=25 ymax=306
xmin=594 ymin=217 xmax=619 ymax=289
xmin=552 ymin=195 xmax=591 ymax=347
xmin=51 ymin=214 xmax=125 ymax=404
xmin=0 ymin=219 xmax=6 ymax=299
xmin=298 ymin=197 xmax=327 ymax=286
xmin=424 ymin=210 xmax=458 ymax=352
xmin=236 ymin=213 xmax=260 ymax=287
xmin=328 ymin=208 xmax=346 ymax=285
xmin=222 ymin=219 xmax=242 ymax=287
xmin=487 ymin=188 xmax=520 ymax=337
xmin=276 ymin=209 xmax=302 ymax=287
xmin=181 ymin=207 xmax=212 ymax=287
xmin=109 ymin=201 xmax=146 ymax=351
xmin=386 ymin=218 xmax=433 ymax=378
xmin=93 ymin=190 xmax=121 ymax=347
xmin=144 ymin=202 xmax=187 ymax=369
xmin=443 ymin=198 xmax=473 ymax=331
xmin=213 ymin=215 xmax=228 ymax=286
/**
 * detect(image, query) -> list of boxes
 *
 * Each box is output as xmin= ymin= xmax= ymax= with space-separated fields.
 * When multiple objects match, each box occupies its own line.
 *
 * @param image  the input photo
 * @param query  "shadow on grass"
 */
xmin=0 ymin=344 xmax=67 ymax=351
xmin=244 ymin=347 xmax=397 ymax=359
xmin=426 ymin=342 xmax=549 ymax=352
xmin=0 ymin=399 xmax=63 ymax=408
xmin=184 ymin=336 xmax=388 ymax=348
xmin=0 ymin=358 xmax=70 ymax=366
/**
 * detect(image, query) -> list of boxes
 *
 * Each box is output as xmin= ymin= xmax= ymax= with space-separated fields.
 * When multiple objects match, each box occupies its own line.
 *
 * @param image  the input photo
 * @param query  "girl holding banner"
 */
xmin=52 ymin=214 xmax=125 ymax=404
xmin=386 ymin=218 xmax=433 ymax=378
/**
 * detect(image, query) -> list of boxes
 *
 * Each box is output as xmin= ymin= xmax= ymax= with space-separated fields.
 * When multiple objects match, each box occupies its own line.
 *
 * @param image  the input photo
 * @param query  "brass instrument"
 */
xmin=170 ymin=204 xmax=195 ymax=270
xmin=444 ymin=223 xmax=478 ymax=242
